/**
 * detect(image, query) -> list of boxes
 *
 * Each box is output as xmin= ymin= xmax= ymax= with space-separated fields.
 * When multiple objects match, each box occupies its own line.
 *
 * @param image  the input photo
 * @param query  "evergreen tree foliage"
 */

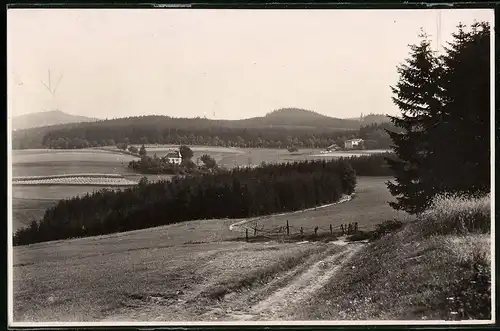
xmin=386 ymin=23 xmax=490 ymax=214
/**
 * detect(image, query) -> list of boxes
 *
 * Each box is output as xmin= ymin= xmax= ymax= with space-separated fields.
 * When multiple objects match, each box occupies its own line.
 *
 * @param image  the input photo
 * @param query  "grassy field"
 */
xmin=12 ymin=176 xmax=402 ymax=322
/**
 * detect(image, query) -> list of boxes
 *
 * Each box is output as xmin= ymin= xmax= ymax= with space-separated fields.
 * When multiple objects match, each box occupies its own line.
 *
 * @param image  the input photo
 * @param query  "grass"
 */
xmin=418 ymin=193 xmax=491 ymax=237
xmin=296 ymin=193 xmax=492 ymax=321
xmin=11 ymin=198 xmax=59 ymax=232
xmin=231 ymin=176 xmax=404 ymax=234
xmin=199 ymin=246 xmax=327 ymax=301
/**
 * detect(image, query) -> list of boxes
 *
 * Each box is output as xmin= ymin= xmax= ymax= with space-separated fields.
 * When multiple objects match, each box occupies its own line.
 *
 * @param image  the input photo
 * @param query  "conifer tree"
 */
xmin=434 ymin=22 xmax=491 ymax=194
xmin=386 ymin=30 xmax=443 ymax=214
xmin=387 ymin=23 xmax=491 ymax=214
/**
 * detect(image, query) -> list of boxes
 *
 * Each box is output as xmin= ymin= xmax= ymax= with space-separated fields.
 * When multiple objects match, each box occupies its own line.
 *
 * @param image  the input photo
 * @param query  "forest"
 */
xmin=14 ymin=158 xmax=356 ymax=246
xmin=13 ymin=119 xmax=397 ymax=150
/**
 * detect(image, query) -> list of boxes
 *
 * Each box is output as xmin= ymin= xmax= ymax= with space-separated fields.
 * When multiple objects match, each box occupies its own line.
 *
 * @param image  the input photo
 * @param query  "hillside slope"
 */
xmin=12 ymin=110 xmax=98 ymax=131
xmin=297 ymin=194 xmax=491 ymax=321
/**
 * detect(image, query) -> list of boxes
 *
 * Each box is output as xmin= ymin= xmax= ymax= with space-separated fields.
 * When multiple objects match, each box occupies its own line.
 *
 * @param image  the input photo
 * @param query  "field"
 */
xmin=12 ymin=176 xmax=403 ymax=322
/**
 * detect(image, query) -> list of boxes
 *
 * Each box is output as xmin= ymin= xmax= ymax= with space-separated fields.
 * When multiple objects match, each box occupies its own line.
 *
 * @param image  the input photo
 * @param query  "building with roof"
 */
xmin=344 ymin=139 xmax=364 ymax=150
xmin=164 ymin=150 xmax=182 ymax=164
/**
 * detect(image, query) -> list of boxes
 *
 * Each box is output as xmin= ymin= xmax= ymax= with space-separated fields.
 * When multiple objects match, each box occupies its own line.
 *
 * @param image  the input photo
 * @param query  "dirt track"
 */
xmin=203 ymin=240 xmax=365 ymax=321
xmin=100 ymin=239 xmax=366 ymax=322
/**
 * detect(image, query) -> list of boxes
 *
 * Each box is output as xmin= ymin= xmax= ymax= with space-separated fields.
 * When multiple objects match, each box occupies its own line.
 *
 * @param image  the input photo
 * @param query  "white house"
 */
xmin=164 ymin=150 xmax=182 ymax=165
xmin=344 ymin=139 xmax=364 ymax=150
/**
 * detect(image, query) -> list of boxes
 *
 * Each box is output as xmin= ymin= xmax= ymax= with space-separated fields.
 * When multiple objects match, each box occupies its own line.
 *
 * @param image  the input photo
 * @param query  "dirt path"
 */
xmin=99 ymin=240 xmax=365 ymax=322
xmin=223 ymin=241 xmax=363 ymax=321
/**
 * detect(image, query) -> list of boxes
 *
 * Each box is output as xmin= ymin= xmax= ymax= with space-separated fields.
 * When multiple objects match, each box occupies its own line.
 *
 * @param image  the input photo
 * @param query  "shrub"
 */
xmin=371 ymin=219 xmax=404 ymax=240
xmin=116 ymin=142 xmax=128 ymax=150
xmin=200 ymin=154 xmax=217 ymax=169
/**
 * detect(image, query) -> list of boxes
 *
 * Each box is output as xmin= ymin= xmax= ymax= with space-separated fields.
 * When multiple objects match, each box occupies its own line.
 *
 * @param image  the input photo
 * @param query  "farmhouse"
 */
xmin=164 ymin=150 xmax=182 ymax=165
xmin=344 ymin=139 xmax=364 ymax=149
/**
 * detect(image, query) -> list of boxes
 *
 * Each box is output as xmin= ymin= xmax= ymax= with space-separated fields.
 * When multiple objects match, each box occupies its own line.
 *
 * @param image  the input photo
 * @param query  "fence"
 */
xmin=239 ymin=219 xmax=367 ymax=242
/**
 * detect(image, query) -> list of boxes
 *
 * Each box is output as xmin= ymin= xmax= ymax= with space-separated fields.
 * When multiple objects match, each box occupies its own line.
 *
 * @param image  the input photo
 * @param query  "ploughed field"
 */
xmin=12 ymin=176 xmax=400 ymax=322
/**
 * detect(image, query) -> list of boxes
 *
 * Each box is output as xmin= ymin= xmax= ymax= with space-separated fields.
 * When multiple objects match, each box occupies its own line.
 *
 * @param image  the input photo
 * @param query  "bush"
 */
xmin=200 ymin=154 xmax=217 ymax=169
xmin=128 ymin=146 xmax=139 ymax=154
xmin=371 ymin=219 xmax=404 ymax=240
xmin=116 ymin=142 xmax=127 ymax=150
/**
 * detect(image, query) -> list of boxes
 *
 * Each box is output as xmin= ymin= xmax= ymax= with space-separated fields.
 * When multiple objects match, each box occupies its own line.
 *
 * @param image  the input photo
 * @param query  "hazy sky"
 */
xmin=7 ymin=8 xmax=493 ymax=120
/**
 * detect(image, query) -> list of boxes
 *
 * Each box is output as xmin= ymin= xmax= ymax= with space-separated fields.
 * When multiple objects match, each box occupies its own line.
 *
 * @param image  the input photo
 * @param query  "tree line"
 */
xmin=14 ymin=158 xmax=356 ymax=246
xmin=387 ymin=22 xmax=490 ymax=214
xmin=12 ymin=121 xmax=397 ymax=150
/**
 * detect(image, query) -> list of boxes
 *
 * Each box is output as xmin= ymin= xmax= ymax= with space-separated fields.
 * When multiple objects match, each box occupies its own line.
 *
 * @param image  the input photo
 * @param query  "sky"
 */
xmin=7 ymin=8 xmax=493 ymax=120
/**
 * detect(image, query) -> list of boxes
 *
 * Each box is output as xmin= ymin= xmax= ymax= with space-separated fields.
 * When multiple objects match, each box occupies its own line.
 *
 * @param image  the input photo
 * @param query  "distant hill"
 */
xmin=11 ymin=110 xmax=98 ymax=131
xmin=345 ymin=113 xmax=391 ymax=126
xmin=235 ymin=108 xmax=362 ymax=130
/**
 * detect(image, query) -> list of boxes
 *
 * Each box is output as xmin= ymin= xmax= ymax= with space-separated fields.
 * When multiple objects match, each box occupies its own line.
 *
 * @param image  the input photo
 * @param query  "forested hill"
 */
xmin=11 ymin=108 xmax=394 ymax=149
xmin=236 ymin=108 xmax=366 ymax=129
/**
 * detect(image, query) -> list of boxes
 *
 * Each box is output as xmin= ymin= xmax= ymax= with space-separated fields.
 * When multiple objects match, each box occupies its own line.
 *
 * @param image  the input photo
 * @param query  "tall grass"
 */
xmin=417 ymin=193 xmax=491 ymax=237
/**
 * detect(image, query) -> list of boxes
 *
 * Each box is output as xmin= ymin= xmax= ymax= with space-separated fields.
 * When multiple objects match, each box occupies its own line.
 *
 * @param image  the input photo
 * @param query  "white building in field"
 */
xmin=344 ymin=139 xmax=364 ymax=149
xmin=164 ymin=150 xmax=182 ymax=164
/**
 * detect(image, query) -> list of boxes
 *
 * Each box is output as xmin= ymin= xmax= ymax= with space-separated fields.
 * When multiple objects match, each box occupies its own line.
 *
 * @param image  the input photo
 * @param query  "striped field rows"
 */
xmin=12 ymin=174 xmax=138 ymax=186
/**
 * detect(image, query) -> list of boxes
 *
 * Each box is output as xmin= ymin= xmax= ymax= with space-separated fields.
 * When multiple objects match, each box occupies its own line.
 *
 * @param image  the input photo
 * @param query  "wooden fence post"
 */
xmin=348 ymin=223 xmax=352 ymax=234
xmin=286 ymin=220 xmax=290 ymax=236
xmin=300 ymin=227 xmax=304 ymax=238
xmin=254 ymin=227 xmax=257 ymax=236
xmin=246 ymin=228 xmax=249 ymax=242
xmin=330 ymin=224 xmax=333 ymax=235
xmin=314 ymin=226 xmax=318 ymax=236
xmin=341 ymin=224 xmax=344 ymax=234
xmin=355 ymin=222 xmax=358 ymax=232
